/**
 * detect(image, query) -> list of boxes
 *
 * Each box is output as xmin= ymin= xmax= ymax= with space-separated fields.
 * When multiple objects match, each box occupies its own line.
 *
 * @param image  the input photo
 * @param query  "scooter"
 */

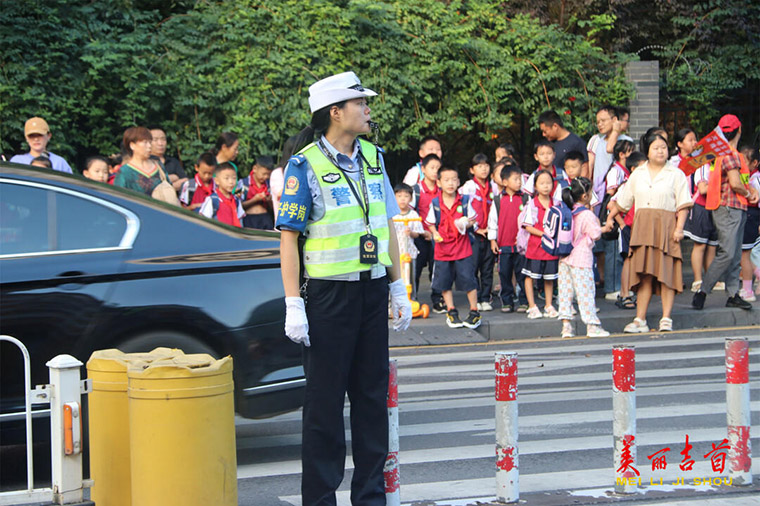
xmin=392 ymin=216 xmax=429 ymax=318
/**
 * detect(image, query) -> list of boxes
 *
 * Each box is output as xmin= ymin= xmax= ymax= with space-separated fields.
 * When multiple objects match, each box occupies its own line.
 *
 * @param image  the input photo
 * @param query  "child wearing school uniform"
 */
xmin=739 ymin=145 xmax=760 ymax=301
xmin=523 ymin=139 xmax=567 ymax=197
xmin=179 ymin=152 xmax=217 ymax=211
xmin=425 ymin=166 xmax=481 ymax=329
xmin=683 ymin=159 xmax=720 ymax=293
xmin=557 ymin=177 xmax=609 ymax=338
xmin=488 ymin=164 xmax=529 ymax=313
xmin=198 ymin=162 xmax=245 ymax=227
xmin=459 ymin=153 xmax=496 ymax=311
xmin=521 ymin=170 xmax=560 ymax=319
xmin=240 ymin=156 xmax=275 ymax=229
xmin=413 ymin=154 xmax=445 ymax=312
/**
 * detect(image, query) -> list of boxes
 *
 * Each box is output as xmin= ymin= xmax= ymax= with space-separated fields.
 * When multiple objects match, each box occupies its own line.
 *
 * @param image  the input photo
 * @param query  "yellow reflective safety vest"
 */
xmin=301 ymin=139 xmax=392 ymax=278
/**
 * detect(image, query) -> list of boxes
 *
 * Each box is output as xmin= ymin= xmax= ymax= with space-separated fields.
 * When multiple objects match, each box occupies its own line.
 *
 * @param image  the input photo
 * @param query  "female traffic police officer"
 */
xmin=276 ymin=71 xmax=412 ymax=505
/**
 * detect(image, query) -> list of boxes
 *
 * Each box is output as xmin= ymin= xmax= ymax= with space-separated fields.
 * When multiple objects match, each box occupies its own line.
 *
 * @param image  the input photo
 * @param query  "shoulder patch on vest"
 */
xmin=284 ymin=175 xmax=300 ymax=195
xmin=321 ymin=172 xmax=341 ymax=184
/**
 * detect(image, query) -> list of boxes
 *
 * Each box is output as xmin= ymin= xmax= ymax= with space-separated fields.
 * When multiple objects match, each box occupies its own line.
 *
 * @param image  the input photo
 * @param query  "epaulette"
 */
xmin=287 ymin=154 xmax=308 ymax=170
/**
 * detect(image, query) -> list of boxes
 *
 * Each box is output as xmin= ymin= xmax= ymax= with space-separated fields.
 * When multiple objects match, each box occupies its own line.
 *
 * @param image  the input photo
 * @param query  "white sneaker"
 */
xmin=480 ymin=302 xmax=494 ymax=311
xmin=739 ymin=288 xmax=757 ymax=302
xmin=714 ymin=281 xmax=726 ymax=291
xmin=561 ymin=322 xmax=575 ymax=338
xmin=476 ymin=302 xmax=483 ymax=311
xmin=527 ymin=306 xmax=542 ymax=319
xmin=604 ymin=291 xmax=620 ymax=301
xmin=587 ymin=324 xmax=610 ymax=337
xmin=691 ymin=280 xmax=702 ymax=293
xmin=624 ymin=318 xmax=649 ymax=333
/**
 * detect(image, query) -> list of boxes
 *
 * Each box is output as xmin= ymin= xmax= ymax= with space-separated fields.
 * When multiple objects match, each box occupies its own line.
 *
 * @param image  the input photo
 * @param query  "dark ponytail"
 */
xmin=562 ymin=177 xmax=592 ymax=208
xmin=289 ymin=100 xmax=348 ymax=156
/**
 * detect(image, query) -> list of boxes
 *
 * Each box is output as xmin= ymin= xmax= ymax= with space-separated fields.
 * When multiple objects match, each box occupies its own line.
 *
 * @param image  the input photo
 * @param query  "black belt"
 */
xmin=359 ymin=270 xmax=372 ymax=281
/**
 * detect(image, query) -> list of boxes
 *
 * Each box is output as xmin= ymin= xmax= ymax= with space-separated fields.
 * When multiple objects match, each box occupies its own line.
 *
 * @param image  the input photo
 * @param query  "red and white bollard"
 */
xmin=613 ymin=345 xmax=637 ymax=494
xmin=384 ymin=359 xmax=400 ymax=505
xmin=495 ymin=352 xmax=519 ymax=503
xmin=726 ymin=338 xmax=752 ymax=485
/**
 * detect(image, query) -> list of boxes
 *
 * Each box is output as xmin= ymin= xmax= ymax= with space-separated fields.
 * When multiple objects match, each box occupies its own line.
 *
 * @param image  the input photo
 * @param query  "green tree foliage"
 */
xmin=1 ymin=0 xmax=633 ymax=171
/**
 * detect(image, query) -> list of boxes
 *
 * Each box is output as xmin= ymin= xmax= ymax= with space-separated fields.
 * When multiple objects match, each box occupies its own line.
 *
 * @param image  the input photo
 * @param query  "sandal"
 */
xmin=615 ymin=296 xmax=636 ymax=309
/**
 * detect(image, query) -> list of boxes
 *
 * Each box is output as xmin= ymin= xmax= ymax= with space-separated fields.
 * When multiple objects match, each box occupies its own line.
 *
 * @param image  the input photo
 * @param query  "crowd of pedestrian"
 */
xmin=4 ymin=104 xmax=760 ymax=335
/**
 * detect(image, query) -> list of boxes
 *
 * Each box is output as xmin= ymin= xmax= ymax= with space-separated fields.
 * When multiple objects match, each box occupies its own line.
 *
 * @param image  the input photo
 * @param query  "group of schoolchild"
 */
xmin=7 ymin=118 xmax=280 ymax=230
xmin=390 ymin=110 xmax=760 ymax=337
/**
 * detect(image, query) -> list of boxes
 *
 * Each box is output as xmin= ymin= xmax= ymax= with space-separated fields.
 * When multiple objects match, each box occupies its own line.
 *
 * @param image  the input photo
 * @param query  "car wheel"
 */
xmin=115 ymin=331 xmax=219 ymax=358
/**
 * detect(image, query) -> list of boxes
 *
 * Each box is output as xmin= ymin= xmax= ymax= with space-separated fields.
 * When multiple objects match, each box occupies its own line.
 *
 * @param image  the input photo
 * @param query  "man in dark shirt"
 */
xmin=149 ymin=126 xmax=187 ymax=191
xmin=538 ymin=110 xmax=588 ymax=176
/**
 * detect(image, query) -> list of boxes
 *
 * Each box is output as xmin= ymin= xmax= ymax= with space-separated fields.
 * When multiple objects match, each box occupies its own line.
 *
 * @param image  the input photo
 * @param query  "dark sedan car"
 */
xmin=0 ymin=162 xmax=304 ymax=423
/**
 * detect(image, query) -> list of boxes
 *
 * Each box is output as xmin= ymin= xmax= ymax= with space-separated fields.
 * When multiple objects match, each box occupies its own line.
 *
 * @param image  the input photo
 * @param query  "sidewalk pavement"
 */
xmin=392 ymin=253 xmax=759 ymax=347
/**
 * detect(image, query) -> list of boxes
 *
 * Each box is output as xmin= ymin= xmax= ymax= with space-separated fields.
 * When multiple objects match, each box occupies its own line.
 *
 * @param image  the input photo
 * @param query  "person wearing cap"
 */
xmin=276 ymin=71 xmax=412 ymax=505
xmin=693 ymin=114 xmax=760 ymax=310
xmin=10 ymin=117 xmax=73 ymax=174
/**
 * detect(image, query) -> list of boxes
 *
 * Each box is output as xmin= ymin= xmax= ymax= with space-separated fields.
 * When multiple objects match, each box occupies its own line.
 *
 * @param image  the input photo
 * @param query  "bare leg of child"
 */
xmin=524 ymin=277 xmax=536 ymax=308
xmin=620 ymin=257 xmax=630 ymax=297
xmin=705 ymin=244 xmax=716 ymax=271
xmin=466 ymin=289 xmax=478 ymax=312
xmin=543 ymin=280 xmax=554 ymax=309
xmin=442 ymin=290 xmax=455 ymax=311
xmin=691 ymin=243 xmax=706 ymax=283
xmin=740 ymin=250 xmax=755 ymax=297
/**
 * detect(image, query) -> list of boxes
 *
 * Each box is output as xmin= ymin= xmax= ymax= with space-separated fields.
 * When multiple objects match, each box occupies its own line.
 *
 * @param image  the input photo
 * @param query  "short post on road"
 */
xmin=725 ymin=338 xmax=752 ymax=485
xmin=495 ymin=351 xmax=519 ymax=503
xmin=613 ymin=345 xmax=637 ymax=494
xmin=384 ymin=359 xmax=400 ymax=505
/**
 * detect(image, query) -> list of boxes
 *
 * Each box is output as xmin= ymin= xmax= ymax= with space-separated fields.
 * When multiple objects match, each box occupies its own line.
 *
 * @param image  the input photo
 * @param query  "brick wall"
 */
xmin=624 ymin=61 xmax=659 ymax=144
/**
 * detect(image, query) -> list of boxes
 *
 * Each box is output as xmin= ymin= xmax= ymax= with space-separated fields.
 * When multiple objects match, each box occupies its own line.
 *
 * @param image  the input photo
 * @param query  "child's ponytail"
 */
xmin=562 ymin=177 xmax=592 ymax=208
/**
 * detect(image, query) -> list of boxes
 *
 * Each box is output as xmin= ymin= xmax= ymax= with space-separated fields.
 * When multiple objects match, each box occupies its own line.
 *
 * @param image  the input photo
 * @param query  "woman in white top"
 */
xmin=603 ymin=132 xmax=693 ymax=332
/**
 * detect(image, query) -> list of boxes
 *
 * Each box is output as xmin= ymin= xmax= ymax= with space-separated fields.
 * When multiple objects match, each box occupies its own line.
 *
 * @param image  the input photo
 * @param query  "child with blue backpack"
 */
xmin=555 ymin=178 xmax=609 ymax=337
xmin=521 ymin=169 xmax=560 ymax=319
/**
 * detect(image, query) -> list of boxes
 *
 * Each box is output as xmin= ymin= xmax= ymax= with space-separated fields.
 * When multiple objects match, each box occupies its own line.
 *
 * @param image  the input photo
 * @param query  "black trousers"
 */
xmin=498 ymin=246 xmax=528 ymax=306
xmin=470 ymin=234 xmax=495 ymax=303
xmin=414 ymin=236 xmax=442 ymax=304
xmin=302 ymin=276 xmax=390 ymax=506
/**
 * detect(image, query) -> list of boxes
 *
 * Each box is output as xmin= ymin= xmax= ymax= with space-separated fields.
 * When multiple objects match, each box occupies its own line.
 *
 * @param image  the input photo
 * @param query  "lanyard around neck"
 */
xmin=318 ymin=139 xmax=373 ymax=232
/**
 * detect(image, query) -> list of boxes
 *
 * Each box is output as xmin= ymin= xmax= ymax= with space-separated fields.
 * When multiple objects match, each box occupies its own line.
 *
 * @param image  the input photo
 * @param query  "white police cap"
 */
xmin=308 ymin=71 xmax=377 ymax=113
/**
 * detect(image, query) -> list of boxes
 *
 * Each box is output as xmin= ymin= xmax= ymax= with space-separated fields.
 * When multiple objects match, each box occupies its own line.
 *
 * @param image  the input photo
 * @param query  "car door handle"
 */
xmin=56 ymin=271 xmax=86 ymax=290
xmin=57 ymin=271 xmax=86 ymax=278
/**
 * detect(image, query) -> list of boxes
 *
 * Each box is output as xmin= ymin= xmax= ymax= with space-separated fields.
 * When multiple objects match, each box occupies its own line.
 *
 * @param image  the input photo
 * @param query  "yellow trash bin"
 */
xmin=87 ymin=347 xmax=180 ymax=506
xmin=128 ymin=354 xmax=237 ymax=506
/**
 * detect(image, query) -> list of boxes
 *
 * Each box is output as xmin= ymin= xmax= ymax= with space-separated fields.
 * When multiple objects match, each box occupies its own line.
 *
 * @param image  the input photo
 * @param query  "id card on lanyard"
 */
xmin=318 ymin=139 xmax=378 ymax=264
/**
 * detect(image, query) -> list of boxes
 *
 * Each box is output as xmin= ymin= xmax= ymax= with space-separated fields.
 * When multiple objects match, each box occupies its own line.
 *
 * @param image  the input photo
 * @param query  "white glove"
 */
xmin=284 ymin=297 xmax=310 ymax=346
xmin=389 ymin=279 xmax=412 ymax=332
xmin=455 ymin=216 xmax=470 ymax=235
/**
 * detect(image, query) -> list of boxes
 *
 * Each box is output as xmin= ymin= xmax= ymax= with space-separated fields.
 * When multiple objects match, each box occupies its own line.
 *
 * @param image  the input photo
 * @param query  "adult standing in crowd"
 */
xmin=276 ymin=71 xmax=411 ymax=505
xmin=214 ymin=131 xmax=240 ymax=175
xmin=10 ymin=117 xmax=73 ymax=174
xmin=402 ymin=135 xmax=443 ymax=186
xmin=537 ymin=110 xmax=588 ymax=176
xmin=149 ymin=126 xmax=186 ymax=191
xmin=587 ymin=105 xmax=618 ymax=208
xmin=692 ymin=115 xmax=759 ymax=311
xmin=604 ymin=131 xmax=692 ymax=333
xmin=604 ymin=106 xmax=633 ymax=154
xmin=113 ymin=126 xmax=171 ymax=197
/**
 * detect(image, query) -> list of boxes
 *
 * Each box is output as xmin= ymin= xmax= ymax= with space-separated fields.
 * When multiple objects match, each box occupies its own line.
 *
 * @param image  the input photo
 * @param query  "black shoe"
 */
xmin=432 ymin=300 xmax=447 ymax=314
xmin=463 ymin=310 xmax=482 ymax=329
xmin=727 ymin=294 xmax=753 ymax=310
xmin=446 ymin=309 xmax=464 ymax=328
xmin=692 ymin=291 xmax=706 ymax=310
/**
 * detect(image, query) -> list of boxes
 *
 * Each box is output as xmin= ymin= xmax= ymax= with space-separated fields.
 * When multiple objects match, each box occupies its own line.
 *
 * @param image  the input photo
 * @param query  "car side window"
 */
xmin=0 ymin=182 xmax=128 ymax=255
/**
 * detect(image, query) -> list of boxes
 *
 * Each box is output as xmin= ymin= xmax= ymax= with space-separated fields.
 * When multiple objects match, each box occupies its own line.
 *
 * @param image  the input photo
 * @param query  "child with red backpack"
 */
xmin=555 ymin=178 xmax=609 ymax=337
xmin=520 ymin=170 xmax=560 ymax=319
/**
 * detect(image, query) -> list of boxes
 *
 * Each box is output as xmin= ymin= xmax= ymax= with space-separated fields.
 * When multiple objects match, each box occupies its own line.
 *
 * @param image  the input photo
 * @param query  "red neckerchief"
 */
xmin=439 ymin=194 xmax=462 ymax=242
xmin=246 ymin=174 xmax=269 ymax=200
xmin=473 ymin=177 xmax=491 ymax=228
xmin=616 ymin=161 xmax=630 ymax=179
xmin=537 ymin=165 xmax=557 ymax=178
xmin=218 ymin=191 xmax=241 ymax=227
xmin=196 ymin=174 xmax=215 ymax=194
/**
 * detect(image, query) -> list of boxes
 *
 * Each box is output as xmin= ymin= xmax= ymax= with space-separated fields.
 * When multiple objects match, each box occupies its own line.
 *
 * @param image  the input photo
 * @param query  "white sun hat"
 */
xmin=308 ymin=71 xmax=377 ymax=113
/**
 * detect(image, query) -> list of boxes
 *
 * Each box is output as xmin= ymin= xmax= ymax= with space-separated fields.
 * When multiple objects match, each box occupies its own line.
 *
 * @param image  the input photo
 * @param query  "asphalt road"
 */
xmin=235 ymin=327 xmax=760 ymax=505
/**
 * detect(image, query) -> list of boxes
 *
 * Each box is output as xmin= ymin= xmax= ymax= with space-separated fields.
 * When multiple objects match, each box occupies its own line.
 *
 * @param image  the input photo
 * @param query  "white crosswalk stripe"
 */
xmin=235 ymin=333 xmax=760 ymax=505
